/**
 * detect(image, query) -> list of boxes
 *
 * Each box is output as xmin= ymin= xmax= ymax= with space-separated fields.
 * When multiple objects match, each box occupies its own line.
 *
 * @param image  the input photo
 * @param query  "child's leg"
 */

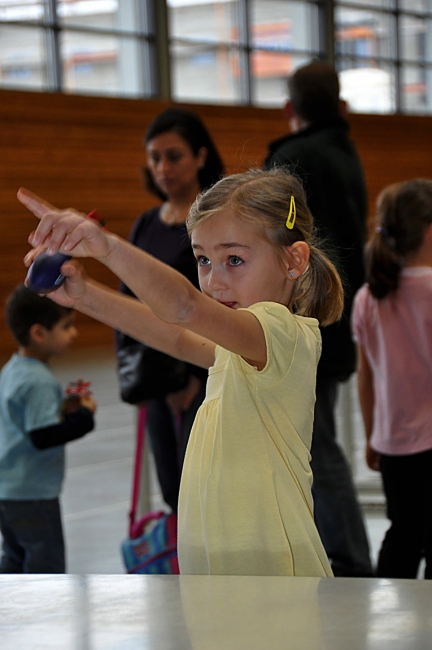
xmin=377 ymin=452 xmax=426 ymax=578
xmin=0 ymin=499 xmax=65 ymax=573
xmin=147 ymin=399 xmax=181 ymax=512
xmin=421 ymin=449 xmax=432 ymax=579
xmin=0 ymin=501 xmax=25 ymax=572
xmin=311 ymin=377 xmax=372 ymax=577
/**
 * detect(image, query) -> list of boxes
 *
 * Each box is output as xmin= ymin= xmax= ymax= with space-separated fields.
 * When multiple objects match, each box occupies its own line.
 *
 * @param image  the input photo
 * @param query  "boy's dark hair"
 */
xmin=5 ymin=284 xmax=72 ymax=346
xmin=143 ymin=106 xmax=225 ymax=200
xmin=288 ymin=61 xmax=340 ymax=124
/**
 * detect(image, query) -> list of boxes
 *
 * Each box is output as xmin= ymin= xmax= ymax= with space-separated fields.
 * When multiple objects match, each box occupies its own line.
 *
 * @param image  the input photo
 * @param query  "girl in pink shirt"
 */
xmin=352 ymin=178 xmax=432 ymax=579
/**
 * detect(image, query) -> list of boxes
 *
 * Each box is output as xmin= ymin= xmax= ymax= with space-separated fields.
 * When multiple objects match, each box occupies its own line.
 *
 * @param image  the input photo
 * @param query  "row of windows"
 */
xmin=1 ymin=0 xmax=432 ymax=114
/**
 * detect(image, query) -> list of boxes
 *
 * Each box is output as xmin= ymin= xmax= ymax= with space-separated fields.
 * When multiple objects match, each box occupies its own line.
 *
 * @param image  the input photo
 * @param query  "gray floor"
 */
xmin=1 ymin=345 xmax=389 ymax=575
xmin=51 ymin=346 xmax=166 ymax=574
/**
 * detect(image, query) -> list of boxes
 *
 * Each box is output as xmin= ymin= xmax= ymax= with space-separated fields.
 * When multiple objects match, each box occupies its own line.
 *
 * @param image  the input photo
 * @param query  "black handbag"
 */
xmin=116 ymin=337 xmax=189 ymax=404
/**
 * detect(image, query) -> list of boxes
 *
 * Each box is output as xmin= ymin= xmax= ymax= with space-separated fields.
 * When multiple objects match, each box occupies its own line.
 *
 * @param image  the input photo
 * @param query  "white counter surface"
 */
xmin=1 ymin=574 xmax=431 ymax=649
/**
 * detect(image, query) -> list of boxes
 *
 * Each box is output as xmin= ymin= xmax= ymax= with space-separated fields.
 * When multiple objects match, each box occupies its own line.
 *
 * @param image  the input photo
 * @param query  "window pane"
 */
xmin=250 ymin=0 xmax=320 ymax=54
xmin=168 ymin=0 xmax=240 ymax=44
xmin=0 ymin=0 xmax=44 ymax=22
xmin=399 ymin=0 xmax=432 ymax=12
xmin=171 ymin=43 xmax=241 ymax=104
xmin=339 ymin=63 xmax=396 ymax=113
xmin=58 ymin=0 xmax=141 ymax=33
xmin=61 ymin=31 xmax=144 ymax=97
xmin=400 ymin=15 xmax=432 ymax=62
xmin=336 ymin=0 xmax=394 ymax=7
xmin=400 ymin=64 xmax=432 ymax=114
xmin=0 ymin=25 xmax=47 ymax=90
xmin=335 ymin=7 xmax=396 ymax=61
xmin=252 ymin=52 xmax=311 ymax=108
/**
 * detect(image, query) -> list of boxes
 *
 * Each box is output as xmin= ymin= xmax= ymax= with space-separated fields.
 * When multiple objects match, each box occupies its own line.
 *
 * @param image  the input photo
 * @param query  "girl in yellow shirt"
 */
xmin=19 ymin=168 xmax=343 ymax=577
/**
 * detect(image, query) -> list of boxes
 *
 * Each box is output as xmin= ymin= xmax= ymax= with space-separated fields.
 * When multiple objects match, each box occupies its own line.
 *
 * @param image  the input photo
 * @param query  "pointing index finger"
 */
xmin=17 ymin=187 xmax=57 ymax=219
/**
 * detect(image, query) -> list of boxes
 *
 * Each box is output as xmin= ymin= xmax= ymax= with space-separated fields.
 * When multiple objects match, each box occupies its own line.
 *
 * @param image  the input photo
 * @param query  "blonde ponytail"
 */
xmin=293 ymin=245 xmax=344 ymax=326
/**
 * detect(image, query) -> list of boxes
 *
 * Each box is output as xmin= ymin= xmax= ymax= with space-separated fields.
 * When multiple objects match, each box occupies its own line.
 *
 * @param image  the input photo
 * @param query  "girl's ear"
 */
xmin=285 ymin=241 xmax=310 ymax=279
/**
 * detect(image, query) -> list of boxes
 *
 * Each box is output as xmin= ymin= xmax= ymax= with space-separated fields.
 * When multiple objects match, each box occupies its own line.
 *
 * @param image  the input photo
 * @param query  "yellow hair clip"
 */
xmin=286 ymin=195 xmax=296 ymax=229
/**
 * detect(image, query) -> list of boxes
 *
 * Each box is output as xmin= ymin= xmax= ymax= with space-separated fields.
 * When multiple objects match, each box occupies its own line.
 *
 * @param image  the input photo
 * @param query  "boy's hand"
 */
xmin=63 ymin=380 xmax=97 ymax=415
xmin=79 ymin=395 xmax=97 ymax=413
xmin=62 ymin=395 xmax=97 ymax=415
xmin=17 ymin=188 xmax=112 ymax=260
xmin=62 ymin=395 xmax=81 ymax=415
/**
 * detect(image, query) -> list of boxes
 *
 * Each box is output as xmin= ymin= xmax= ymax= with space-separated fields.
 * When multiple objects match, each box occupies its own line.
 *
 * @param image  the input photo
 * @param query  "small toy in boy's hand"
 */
xmin=62 ymin=380 xmax=93 ymax=415
xmin=65 ymin=379 xmax=92 ymax=398
xmin=26 ymin=252 xmax=72 ymax=294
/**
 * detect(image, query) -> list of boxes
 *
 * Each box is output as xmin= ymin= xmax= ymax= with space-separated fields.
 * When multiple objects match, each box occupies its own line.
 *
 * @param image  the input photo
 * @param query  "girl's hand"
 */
xmin=32 ymin=260 xmax=88 ymax=308
xmin=23 ymin=243 xmax=49 ymax=268
xmin=17 ymin=188 xmax=112 ymax=260
xmin=365 ymin=441 xmax=380 ymax=472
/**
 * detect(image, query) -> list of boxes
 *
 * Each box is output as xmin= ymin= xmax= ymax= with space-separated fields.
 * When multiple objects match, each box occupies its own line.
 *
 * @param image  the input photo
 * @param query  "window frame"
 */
xmin=0 ymin=0 xmax=431 ymax=113
xmin=334 ymin=0 xmax=432 ymax=113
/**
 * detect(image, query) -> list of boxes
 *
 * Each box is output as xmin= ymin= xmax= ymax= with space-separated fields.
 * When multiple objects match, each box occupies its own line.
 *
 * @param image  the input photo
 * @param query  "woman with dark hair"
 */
xmin=116 ymin=107 xmax=224 ymax=512
xmin=143 ymin=107 xmax=225 ymax=202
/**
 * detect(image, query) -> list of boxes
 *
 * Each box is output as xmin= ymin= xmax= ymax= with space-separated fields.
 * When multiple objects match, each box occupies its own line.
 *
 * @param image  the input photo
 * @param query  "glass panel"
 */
xmin=0 ymin=25 xmax=47 ymax=90
xmin=400 ymin=15 xmax=432 ymax=62
xmin=170 ymin=42 xmax=241 ymax=104
xmin=400 ymin=64 xmax=432 ymax=114
xmin=250 ymin=0 xmax=320 ymax=54
xmin=0 ymin=0 xmax=44 ymax=22
xmin=338 ymin=61 xmax=396 ymax=113
xmin=399 ymin=0 xmax=432 ymax=12
xmin=168 ymin=0 xmax=241 ymax=44
xmin=252 ymin=52 xmax=310 ymax=108
xmin=335 ymin=7 xmax=396 ymax=61
xmin=61 ymin=31 xmax=143 ymax=97
xmin=335 ymin=0 xmax=394 ymax=7
xmin=58 ymin=0 xmax=141 ymax=33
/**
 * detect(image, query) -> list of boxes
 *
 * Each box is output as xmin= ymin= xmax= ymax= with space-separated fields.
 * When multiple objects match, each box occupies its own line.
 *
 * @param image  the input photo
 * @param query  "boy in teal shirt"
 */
xmin=0 ymin=284 xmax=96 ymax=573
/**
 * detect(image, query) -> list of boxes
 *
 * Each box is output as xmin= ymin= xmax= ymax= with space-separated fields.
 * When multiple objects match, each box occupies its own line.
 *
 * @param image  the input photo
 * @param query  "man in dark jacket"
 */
xmin=265 ymin=61 xmax=373 ymax=577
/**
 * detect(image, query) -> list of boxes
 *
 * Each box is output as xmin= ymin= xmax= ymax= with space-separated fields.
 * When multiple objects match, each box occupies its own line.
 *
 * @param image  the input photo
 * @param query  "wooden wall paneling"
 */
xmin=1 ymin=87 xmax=432 ymax=357
xmin=350 ymin=113 xmax=432 ymax=231
xmin=0 ymin=90 xmax=289 ymax=356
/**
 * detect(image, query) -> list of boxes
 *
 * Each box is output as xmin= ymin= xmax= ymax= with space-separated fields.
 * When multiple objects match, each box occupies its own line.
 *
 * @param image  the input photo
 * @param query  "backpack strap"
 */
xmin=128 ymin=407 xmax=147 ymax=538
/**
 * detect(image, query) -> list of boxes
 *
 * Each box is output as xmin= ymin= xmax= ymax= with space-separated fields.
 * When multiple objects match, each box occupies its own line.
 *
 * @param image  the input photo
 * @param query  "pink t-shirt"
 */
xmin=352 ymin=267 xmax=432 ymax=456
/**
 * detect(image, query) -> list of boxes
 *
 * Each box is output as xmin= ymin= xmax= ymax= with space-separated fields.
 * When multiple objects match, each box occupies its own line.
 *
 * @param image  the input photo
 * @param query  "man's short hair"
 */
xmin=5 ymin=284 xmax=72 ymax=346
xmin=288 ymin=61 xmax=340 ymax=124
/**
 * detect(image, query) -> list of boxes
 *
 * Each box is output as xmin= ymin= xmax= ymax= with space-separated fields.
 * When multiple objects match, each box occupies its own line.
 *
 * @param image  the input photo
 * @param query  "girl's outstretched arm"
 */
xmin=45 ymin=260 xmax=216 ymax=369
xmin=356 ymin=344 xmax=380 ymax=472
xmin=19 ymin=189 xmax=268 ymax=368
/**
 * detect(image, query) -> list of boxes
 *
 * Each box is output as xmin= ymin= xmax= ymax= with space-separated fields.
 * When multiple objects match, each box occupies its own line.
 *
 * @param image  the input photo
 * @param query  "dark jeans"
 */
xmin=377 ymin=449 xmax=432 ymax=579
xmin=147 ymin=383 xmax=206 ymax=512
xmin=0 ymin=498 xmax=65 ymax=573
xmin=311 ymin=376 xmax=373 ymax=577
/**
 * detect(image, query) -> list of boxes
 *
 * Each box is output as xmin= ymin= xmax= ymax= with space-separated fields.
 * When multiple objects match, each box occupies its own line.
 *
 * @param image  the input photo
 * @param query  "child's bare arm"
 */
xmin=44 ymin=259 xmax=217 ymax=369
xmin=19 ymin=189 xmax=267 ymax=368
xmin=356 ymin=344 xmax=380 ymax=472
